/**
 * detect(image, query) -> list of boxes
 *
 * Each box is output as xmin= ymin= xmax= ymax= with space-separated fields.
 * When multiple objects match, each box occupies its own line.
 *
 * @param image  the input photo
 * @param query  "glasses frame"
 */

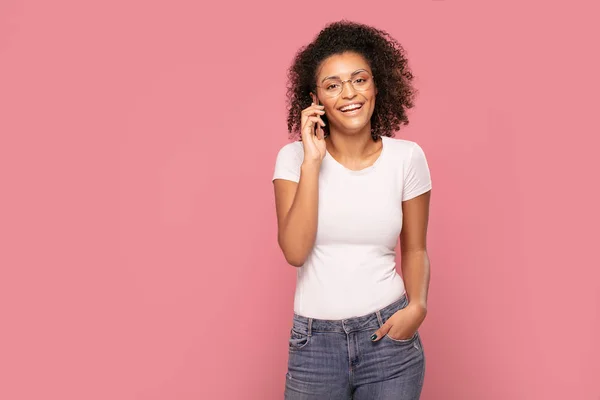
xmin=315 ymin=74 xmax=375 ymax=98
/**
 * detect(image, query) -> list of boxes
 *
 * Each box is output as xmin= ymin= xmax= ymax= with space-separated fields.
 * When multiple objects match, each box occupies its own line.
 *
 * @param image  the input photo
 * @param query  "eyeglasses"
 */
xmin=315 ymin=71 xmax=374 ymax=98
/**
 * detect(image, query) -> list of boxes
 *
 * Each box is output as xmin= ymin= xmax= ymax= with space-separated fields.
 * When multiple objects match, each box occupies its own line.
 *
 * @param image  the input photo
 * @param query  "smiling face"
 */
xmin=311 ymin=51 xmax=377 ymax=136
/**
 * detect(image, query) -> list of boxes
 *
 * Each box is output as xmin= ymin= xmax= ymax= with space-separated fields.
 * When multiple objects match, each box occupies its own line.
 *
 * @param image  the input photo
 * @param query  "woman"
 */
xmin=272 ymin=20 xmax=432 ymax=399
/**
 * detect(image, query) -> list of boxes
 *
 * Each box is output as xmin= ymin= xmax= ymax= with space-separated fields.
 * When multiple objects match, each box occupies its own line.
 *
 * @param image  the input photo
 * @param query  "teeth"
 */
xmin=341 ymin=104 xmax=362 ymax=111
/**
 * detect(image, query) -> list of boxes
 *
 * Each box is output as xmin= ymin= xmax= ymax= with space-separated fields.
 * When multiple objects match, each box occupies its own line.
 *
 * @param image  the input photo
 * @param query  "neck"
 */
xmin=326 ymin=124 xmax=379 ymax=159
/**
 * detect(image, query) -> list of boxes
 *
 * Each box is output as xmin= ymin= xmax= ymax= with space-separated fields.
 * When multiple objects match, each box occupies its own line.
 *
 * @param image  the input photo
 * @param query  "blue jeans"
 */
xmin=284 ymin=293 xmax=425 ymax=399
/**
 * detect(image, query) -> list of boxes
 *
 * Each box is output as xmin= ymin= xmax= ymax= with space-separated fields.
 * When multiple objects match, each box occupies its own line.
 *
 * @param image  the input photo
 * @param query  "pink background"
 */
xmin=1 ymin=0 xmax=599 ymax=399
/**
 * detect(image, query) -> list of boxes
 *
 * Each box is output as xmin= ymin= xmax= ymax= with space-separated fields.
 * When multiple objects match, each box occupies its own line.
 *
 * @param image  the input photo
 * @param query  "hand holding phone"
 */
xmin=314 ymin=98 xmax=324 ymax=139
xmin=300 ymin=99 xmax=327 ymax=163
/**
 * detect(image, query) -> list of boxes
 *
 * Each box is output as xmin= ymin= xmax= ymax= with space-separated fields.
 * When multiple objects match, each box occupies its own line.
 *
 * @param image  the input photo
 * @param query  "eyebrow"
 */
xmin=321 ymin=69 xmax=369 ymax=83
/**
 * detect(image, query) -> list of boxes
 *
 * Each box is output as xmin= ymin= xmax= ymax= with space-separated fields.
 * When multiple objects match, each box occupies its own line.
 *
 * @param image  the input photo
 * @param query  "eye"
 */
xmin=326 ymin=83 xmax=340 ymax=90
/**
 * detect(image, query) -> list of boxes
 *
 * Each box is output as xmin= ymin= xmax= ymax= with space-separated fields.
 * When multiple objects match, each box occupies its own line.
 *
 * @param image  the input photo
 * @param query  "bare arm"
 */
xmin=273 ymin=99 xmax=326 ymax=267
xmin=273 ymin=161 xmax=321 ymax=267
xmin=400 ymin=190 xmax=431 ymax=316
xmin=369 ymin=189 xmax=432 ymax=342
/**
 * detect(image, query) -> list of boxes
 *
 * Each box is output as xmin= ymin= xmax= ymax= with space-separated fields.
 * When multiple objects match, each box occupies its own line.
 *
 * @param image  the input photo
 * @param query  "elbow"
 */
xmin=285 ymin=256 xmax=305 ymax=268
xmin=282 ymin=249 xmax=306 ymax=267
xmin=278 ymin=239 xmax=306 ymax=267
xmin=278 ymin=229 xmax=312 ymax=267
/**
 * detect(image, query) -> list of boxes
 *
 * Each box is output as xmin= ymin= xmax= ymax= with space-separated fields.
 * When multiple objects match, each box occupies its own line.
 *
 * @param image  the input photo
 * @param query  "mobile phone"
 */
xmin=315 ymin=97 xmax=321 ymax=137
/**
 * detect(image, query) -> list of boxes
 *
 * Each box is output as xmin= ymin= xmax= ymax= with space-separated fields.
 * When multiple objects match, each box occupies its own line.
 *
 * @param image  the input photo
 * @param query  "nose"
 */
xmin=341 ymin=80 xmax=357 ymax=99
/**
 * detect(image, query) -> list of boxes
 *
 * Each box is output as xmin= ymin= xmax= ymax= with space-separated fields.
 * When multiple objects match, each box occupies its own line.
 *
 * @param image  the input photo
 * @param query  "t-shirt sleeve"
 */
xmin=402 ymin=142 xmax=432 ymax=201
xmin=272 ymin=142 xmax=303 ymax=183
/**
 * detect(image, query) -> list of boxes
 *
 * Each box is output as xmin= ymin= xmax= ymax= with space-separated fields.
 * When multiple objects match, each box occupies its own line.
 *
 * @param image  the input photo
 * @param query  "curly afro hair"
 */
xmin=286 ymin=20 xmax=418 ymax=141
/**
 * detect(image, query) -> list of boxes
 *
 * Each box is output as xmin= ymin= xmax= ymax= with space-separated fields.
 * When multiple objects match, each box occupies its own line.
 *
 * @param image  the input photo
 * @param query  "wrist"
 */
xmin=407 ymin=301 xmax=427 ymax=318
xmin=301 ymin=161 xmax=322 ymax=171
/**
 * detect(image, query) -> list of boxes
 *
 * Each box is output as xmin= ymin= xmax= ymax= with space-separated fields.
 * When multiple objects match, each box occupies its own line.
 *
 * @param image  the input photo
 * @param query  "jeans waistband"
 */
xmin=291 ymin=293 xmax=408 ymax=335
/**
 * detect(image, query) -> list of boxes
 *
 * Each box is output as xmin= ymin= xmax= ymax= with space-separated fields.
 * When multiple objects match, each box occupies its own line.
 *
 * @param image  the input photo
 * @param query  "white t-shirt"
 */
xmin=272 ymin=135 xmax=432 ymax=320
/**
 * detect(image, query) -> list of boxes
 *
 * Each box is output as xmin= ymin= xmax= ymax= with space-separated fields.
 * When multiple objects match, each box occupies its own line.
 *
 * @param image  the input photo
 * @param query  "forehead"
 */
xmin=316 ymin=52 xmax=371 ymax=79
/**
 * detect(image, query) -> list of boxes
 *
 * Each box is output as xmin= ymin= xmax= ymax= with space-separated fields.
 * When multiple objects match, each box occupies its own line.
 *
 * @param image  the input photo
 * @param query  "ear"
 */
xmin=310 ymin=92 xmax=317 ymax=104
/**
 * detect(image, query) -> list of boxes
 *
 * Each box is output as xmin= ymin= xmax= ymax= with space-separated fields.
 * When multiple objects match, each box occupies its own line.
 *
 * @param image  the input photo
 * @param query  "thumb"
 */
xmin=370 ymin=322 xmax=392 ymax=342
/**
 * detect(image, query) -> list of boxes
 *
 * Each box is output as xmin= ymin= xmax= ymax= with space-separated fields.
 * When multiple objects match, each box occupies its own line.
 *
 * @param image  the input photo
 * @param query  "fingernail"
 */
xmin=370 ymin=334 xmax=377 ymax=341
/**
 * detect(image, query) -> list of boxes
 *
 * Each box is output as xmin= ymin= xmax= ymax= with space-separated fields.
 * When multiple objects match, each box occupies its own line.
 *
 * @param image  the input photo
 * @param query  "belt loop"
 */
xmin=308 ymin=318 xmax=313 ymax=336
xmin=376 ymin=310 xmax=383 ymax=327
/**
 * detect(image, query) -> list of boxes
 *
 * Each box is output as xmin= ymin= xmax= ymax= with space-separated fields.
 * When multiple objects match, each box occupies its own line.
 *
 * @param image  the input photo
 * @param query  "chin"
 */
xmin=337 ymin=121 xmax=371 ymax=135
xmin=345 ymin=116 xmax=372 ymax=128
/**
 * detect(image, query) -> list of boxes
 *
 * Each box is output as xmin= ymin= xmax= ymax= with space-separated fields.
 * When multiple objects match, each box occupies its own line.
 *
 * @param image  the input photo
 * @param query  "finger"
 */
xmin=300 ymin=118 xmax=318 ymax=140
xmin=301 ymin=115 xmax=319 ymax=131
xmin=301 ymin=112 xmax=325 ymax=126
xmin=302 ymin=116 xmax=324 ymax=131
xmin=318 ymin=124 xmax=327 ymax=140
xmin=371 ymin=323 xmax=392 ymax=342
xmin=315 ymin=125 xmax=322 ymax=140
xmin=302 ymin=104 xmax=325 ymax=114
xmin=302 ymin=109 xmax=326 ymax=117
xmin=304 ymin=115 xmax=325 ymax=127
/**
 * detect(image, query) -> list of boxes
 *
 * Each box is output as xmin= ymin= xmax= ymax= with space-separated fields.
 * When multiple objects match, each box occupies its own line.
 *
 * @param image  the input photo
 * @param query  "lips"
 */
xmin=339 ymin=102 xmax=364 ymax=112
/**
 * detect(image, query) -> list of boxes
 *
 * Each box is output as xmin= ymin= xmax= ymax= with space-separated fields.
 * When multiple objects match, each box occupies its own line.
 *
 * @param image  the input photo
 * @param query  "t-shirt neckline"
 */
xmin=325 ymin=136 xmax=387 ymax=175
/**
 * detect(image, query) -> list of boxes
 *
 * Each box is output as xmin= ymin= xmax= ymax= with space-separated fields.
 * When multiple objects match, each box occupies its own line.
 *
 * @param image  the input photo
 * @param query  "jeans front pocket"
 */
xmin=288 ymin=328 xmax=310 ymax=351
xmin=379 ymin=295 xmax=419 ymax=345
xmin=384 ymin=330 xmax=419 ymax=345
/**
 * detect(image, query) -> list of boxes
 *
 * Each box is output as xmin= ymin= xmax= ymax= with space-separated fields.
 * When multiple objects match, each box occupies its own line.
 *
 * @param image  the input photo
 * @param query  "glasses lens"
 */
xmin=321 ymin=73 xmax=373 ymax=97
xmin=352 ymin=73 xmax=372 ymax=91
xmin=322 ymin=79 xmax=343 ymax=96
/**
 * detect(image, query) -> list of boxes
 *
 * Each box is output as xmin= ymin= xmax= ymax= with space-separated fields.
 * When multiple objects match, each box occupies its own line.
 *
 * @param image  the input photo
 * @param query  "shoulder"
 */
xmin=276 ymin=140 xmax=304 ymax=157
xmin=273 ymin=140 xmax=304 ymax=182
xmin=274 ymin=140 xmax=304 ymax=165
xmin=383 ymin=136 xmax=424 ymax=159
